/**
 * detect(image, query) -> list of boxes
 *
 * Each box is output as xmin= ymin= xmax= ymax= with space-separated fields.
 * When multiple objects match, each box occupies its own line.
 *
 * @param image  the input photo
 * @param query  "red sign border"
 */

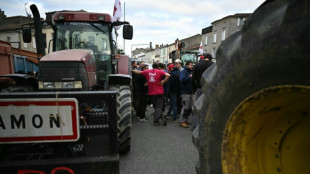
xmin=0 ymin=99 xmax=79 ymax=143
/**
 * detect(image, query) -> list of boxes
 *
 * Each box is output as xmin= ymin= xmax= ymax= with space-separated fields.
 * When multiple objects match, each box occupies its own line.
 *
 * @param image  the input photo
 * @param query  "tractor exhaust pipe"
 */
xmin=30 ymin=4 xmax=46 ymax=56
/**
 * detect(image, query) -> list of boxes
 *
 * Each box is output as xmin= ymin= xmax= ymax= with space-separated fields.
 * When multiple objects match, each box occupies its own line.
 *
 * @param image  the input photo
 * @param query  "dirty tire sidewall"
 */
xmin=196 ymin=1 xmax=310 ymax=174
xmin=109 ymin=85 xmax=132 ymax=154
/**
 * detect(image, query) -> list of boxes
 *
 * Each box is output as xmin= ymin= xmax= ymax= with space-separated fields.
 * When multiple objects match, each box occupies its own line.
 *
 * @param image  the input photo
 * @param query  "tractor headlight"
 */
xmin=39 ymin=81 xmax=82 ymax=89
xmin=62 ymin=81 xmax=82 ymax=89
xmin=43 ymin=82 xmax=55 ymax=89
xmin=74 ymin=81 xmax=82 ymax=88
xmin=62 ymin=81 xmax=75 ymax=88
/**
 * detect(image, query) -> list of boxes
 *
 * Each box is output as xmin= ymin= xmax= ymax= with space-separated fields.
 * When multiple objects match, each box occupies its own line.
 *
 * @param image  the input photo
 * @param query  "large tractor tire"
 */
xmin=194 ymin=0 xmax=310 ymax=174
xmin=109 ymin=85 xmax=132 ymax=154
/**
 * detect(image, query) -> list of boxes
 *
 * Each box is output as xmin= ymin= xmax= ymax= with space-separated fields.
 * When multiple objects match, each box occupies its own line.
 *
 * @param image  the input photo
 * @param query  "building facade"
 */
xmin=0 ymin=10 xmax=37 ymax=52
xmin=202 ymin=13 xmax=251 ymax=58
xmin=180 ymin=34 xmax=201 ymax=51
xmin=132 ymin=34 xmax=202 ymax=64
xmin=201 ymin=26 xmax=213 ymax=56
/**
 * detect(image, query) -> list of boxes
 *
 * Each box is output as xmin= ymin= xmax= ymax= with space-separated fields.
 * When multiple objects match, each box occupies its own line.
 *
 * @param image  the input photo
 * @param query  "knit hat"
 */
xmin=204 ymin=53 xmax=213 ymax=59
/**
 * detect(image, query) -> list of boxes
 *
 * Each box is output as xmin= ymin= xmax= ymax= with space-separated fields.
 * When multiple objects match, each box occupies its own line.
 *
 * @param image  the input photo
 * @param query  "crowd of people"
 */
xmin=131 ymin=53 xmax=214 ymax=129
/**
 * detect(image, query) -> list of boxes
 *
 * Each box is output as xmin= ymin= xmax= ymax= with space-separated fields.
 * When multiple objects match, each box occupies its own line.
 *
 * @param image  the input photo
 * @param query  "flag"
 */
xmin=198 ymin=41 xmax=203 ymax=55
xmin=112 ymin=0 xmax=122 ymax=30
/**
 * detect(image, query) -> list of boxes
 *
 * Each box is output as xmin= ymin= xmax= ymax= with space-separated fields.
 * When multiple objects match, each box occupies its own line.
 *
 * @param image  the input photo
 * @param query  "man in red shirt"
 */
xmin=132 ymin=63 xmax=170 ymax=126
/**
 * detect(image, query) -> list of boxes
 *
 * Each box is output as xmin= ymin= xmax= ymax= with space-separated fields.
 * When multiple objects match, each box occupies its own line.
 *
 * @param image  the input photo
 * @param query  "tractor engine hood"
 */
xmin=40 ymin=49 xmax=96 ymax=73
xmin=38 ymin=49 xmax=97 ymax=90
xmin=40 ymin=49 xmax=94 ymax=63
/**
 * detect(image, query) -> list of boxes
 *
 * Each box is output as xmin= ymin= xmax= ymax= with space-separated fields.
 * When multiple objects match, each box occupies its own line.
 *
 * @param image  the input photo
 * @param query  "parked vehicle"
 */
xmin=0 ymin=4 xmax=133 ymax=173
xmin=170 ymin=49 xmax=199 ymax=65
xmin=0 ymin=40 xmax=39 ymax=92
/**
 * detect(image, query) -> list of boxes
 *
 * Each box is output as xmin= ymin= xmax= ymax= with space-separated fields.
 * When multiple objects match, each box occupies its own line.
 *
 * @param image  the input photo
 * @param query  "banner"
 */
xmin=198 ymin=41 xmax=203 ymax=55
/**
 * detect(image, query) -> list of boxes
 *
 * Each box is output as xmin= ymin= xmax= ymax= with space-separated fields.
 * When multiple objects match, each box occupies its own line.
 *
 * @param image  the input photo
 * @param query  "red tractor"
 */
xmin=0 ymin=4 xmax=133 ymax=173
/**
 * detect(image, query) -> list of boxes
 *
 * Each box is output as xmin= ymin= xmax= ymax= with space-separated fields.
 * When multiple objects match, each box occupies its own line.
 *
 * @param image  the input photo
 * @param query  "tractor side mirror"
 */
xmin=180 ymin=42 xmax=185 ymax=48
xmin=23 ymin=28 xmax=32 ymax=43
xmin=123 ymin=25 xmax=133 ymax=40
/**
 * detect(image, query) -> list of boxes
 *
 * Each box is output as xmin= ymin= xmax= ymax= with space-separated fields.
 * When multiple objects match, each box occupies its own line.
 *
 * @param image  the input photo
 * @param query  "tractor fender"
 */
xmin=108 ymin=74 xmax=131 ymax=87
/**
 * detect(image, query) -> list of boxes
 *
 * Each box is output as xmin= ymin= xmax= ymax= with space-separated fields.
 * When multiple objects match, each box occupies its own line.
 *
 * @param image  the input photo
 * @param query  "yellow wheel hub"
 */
xmin=222 ymin=85 xmax=310 ymax=174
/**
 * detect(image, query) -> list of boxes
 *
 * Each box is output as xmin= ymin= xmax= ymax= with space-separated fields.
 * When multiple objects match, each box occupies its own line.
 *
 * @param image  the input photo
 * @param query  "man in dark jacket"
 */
xmin=166 ymin=61 xmax=182 ymax=121
xmin=136 ymin=64 xmax=149 ymax=121
xmin=191 ymin=53 xmax=214 ymax=129
xmin=192 ymin=53 xmax=214 ymax=98
xmin=179 ymin=61 xmax=194 ymax=128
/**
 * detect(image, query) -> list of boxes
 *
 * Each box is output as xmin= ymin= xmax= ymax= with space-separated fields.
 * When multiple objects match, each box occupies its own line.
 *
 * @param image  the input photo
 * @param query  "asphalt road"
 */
xmin=120 ymin=105 xmax=199 ymax=174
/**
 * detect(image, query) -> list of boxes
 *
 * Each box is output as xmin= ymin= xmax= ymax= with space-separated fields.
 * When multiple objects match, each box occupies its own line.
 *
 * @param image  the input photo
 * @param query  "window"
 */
xmin=32 ymin=37 xmax=36 ymax=48
xmin=212 ymin=47 xmax=216 ymax=58
xmin=74 ymin=34 xmax=81 ymax=48
xmin=222 ymin=29 xmax=226 ymax=41
xmin=205 ymin=35 xmax=208 ymax=45
xmin=213 ymin=33 xmax=217 ymax=43
xmin=238 ymin=17 xmax=246 ymax=27
xmin=101 ymin=38 xmax=108 ymax=51
xmin=88 ymin=36 xmax=94 ymax=44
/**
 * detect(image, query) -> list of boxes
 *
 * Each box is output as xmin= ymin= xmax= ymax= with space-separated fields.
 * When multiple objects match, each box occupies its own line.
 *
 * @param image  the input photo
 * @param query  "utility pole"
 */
xmin=123 ymin=1 xmax=126 ymax=53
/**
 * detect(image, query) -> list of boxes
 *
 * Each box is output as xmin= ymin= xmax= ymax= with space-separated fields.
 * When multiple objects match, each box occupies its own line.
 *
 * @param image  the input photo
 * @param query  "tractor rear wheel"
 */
xmin=109 ymin=85 xmax=132 ymax=154
xmin=194 ymin=0 xmax=310 ymax=173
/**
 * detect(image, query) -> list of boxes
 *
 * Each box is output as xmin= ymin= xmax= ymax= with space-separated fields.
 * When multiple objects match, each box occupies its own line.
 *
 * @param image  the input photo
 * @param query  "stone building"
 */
xmin=179 ymin=34 xmax=201 ymax=51
xmin=201 ymin=26 xmax=213 ymax=55
xmin=202 ymin=13 xmax=251 ymax=58
xmin=0 ymin=9 xmax=37 ymax=52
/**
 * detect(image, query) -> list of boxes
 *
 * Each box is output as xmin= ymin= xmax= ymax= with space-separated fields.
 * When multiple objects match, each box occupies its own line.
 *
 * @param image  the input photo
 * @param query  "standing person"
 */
xmin=134 ymin=61 xmax=145 ymax=117
xmin=166 ymin=60 xmax=182 ymax=122
xmin=136 ymin=64 xmax=149 ymax=121
xmin=191 ymin=53 xmax=214 ymax=130
xmin=158 ymin=63 xmax=169 ymax=110
xmin=179 ymin=61 xmax=194 ymax=128
xmin=192 ymin=53 xmax=214 ymax=98
xmin=132 ymin=63 xmax=170 ymax=126
xmin=174 ymin=59 xmax=183 ymax=115
xmin=137 ymin=61 xmax=145 ymax=71
xmin=131 ymin=61 xmax=138 ymax=111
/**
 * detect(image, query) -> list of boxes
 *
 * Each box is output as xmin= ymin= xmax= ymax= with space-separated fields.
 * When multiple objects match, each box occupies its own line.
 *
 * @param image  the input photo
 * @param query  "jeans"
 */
xmin=151 ymin=95 xmax=164 ymax=123
xmin=137 ymin=92 xmax=148 ymax=119
xmin=179 ymin=94 xmax=193 ymax=123
xmin=167 ymin=92 xmax=178 ymax=120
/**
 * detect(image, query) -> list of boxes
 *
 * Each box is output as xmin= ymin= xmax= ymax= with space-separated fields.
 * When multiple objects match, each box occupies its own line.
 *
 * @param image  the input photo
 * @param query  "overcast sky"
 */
xmin=1 ymin=0 xmax=265 ymax=55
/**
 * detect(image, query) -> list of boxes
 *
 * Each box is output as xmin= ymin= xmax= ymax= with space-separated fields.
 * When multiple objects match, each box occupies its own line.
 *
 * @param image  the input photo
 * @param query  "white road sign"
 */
xmin=0 ymin=98 xmax=79 ymax=143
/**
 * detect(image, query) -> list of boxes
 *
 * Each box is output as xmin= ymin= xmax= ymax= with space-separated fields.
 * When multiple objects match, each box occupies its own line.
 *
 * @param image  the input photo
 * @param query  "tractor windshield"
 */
xmin=181 ymin=53 xmax=198 ymax=65
xmin=55 ymin=22 xmax=111 ymax=81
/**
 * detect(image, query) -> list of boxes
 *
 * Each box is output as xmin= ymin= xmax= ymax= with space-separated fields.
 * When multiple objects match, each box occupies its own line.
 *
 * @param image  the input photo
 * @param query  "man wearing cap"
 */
xmin=174 ymin=59 xmax=183 ymax=71
xmin=166 ymin=59 xmax=182 ymax=121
